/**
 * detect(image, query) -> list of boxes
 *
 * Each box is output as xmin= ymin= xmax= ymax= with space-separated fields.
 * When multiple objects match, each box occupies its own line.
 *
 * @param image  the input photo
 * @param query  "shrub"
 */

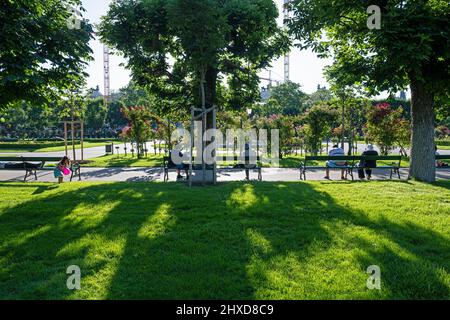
xmin=365 ymin=103 xmax=410 ymax=155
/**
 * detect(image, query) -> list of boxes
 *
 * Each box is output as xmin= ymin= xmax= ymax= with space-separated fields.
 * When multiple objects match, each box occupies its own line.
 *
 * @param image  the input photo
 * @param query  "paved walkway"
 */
xmin=0 ymin=142 xmax=154 ymax=160
xmin=1 ymin=167 xmax=448 ymax=183
xmin=1 ymin=141 xmax=449 ymax=182
xmin=1 ymin=142 xmax=449 ymax=159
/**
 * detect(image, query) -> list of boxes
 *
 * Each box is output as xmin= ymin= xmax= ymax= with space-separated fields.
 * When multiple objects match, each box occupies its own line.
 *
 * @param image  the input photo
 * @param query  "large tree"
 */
xmin=99 ymin=0 xmax=289 ymax=131
xmin=288 ymin=0 xmax=450 ymax=182
xmin=0 ymin=0 xmax=93 ymax=110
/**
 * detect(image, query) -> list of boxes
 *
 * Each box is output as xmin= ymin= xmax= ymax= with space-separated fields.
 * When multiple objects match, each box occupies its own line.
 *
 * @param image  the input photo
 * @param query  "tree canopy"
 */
xmin=99 ymin=0 xmax=290 ymax=115
xmin=288 ymin=0 xmax=450 ymax=182
xmin=0 ymin=0 xmax=93 ymax=110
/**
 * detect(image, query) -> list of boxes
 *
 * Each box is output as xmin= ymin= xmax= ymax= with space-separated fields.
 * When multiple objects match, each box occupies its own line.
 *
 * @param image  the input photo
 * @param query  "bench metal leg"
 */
xmin=164 ymin=169 xmax=168 ymax=182
xmin=69 ymin=167 xmax=81 ymax=182
xmin=258 ymin=169 xmax=262 ymax=181
xmin=301 ymin=169 xmax=307 ymax=181
xmin=34 ymin=170 xmax=38 ymax=180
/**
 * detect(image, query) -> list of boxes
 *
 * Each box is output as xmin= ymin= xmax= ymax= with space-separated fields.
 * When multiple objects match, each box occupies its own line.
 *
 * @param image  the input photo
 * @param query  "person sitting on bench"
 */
xmin=169 ymin=149 xmax=189 ymax=180
xmin=235 ymin=143 xmax=257 ymax=181
xmin=358 ymin=144 xmax=379 ymax=180
xmin=325 ymin=144 xmax=347 ymax=180
xmin=244 ymin=143 xmax=257 ymax=181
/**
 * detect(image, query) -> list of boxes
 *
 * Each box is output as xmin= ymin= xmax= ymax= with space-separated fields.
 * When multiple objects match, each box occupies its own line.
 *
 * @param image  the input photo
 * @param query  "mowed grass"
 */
xmin=84 ymin=153 xmax=419 ymax=169
xmin=0 ymin=141 xmax=120 ymax=153
xmin=83 ymin=154 xmax=164 ymax=168
xmin=0 ymin=181 xmax=449 ymax=300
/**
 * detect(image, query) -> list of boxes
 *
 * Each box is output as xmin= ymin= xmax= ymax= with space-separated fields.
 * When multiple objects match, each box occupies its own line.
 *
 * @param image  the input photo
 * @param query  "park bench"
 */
xmin=0 ymin=156 xmax=82 ymax=182
xmin=163 ymin=156 xmax=262 ymax=182
xmin=436 ymin=155 xmax=450 ymax=169
xmin=300 ymin=155 xmax=403 ymax=181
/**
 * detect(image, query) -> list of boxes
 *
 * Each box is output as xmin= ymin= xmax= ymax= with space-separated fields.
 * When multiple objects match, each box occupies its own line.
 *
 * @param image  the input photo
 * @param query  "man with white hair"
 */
xmin=358 ymin=144 xmax=379 ymax=180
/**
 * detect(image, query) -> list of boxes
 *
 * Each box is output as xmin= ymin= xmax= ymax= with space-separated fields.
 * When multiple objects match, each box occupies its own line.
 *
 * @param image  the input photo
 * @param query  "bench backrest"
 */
xmin=304 ymin=155 xmax=402 ymax=161
xmin=0 ymin=156 xmax=62 ymax=162
xmin=163 ymin=155 xmax=262 ymax=167
xmin=436 ymin=155 xmax=450 ymax=160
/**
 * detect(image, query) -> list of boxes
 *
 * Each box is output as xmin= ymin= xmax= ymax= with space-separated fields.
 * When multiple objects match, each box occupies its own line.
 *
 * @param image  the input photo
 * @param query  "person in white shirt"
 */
xmin=325 ymin=144 xmax=347 ymax=180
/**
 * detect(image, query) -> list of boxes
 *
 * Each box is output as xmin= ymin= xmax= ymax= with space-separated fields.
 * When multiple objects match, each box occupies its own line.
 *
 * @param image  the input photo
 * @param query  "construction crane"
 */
xmin=260 ymin=70 xmax=282 ymax=87
xmin=91 ymin=29 xmax=111 ymax=107
xmin=261 ymin=1 xmax=291 ymax=87
xmin=103 ymin=45 xmax=111 ymax=107
xmin=283 ymin=0 xmax=291 ymax=82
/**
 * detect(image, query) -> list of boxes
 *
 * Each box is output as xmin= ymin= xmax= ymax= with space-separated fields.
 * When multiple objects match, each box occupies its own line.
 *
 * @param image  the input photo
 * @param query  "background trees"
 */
xmin=288 ymin=0 xmax=450 ymax=182
xmin=84 ymin=97 xmax=108 ymax=137
xmin=265 ymin=81 xmax=308 ymax=116
xmin=303 ymin=104 xmax=338 ymax=155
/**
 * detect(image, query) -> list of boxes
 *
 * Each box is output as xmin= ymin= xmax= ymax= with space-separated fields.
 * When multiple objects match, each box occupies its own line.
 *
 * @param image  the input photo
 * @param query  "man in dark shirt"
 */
xmin=358 ymin=144 xmax=379 ymax=180
xmin=169 ymin=149 xmax=189 ymax=180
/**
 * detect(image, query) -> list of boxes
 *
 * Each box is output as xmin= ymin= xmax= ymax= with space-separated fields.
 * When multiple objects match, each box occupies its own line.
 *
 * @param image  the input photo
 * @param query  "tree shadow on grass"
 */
xmin=222 ymin=183 xmax=449 ymax=299
xmin=433 ymin=180 xmax=450 ymax=190
xmin=0 ymin=181 xmax=448 ymax=299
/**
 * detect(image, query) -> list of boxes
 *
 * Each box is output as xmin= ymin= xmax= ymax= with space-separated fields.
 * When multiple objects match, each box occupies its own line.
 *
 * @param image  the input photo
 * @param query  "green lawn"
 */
xmin=0 ymin=141 xmax=120 ymax=153
xmin=84 ymin=153 xmax=411 ymax=169
xmin=85 ymin=154 xmax=303 ymax=168
xmin=0 ymin=181 xmax=448 ymax=299
xmin=83 ymin=154 xmax=164 ymax=167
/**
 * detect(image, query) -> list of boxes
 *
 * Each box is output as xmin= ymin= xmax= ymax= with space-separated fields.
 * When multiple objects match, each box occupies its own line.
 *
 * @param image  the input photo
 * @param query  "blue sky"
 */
xmin=81 ymin=0 xmax=333 ymax=94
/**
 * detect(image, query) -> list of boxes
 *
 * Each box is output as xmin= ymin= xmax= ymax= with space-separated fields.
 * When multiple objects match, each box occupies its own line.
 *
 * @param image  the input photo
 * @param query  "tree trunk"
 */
xmin=409 ymin=76 xmax=436 ymax=182
xmin=194 ymin=67 xmax=217 ymax=184
xmin=204 ymin=68 xmax=217 ymax=131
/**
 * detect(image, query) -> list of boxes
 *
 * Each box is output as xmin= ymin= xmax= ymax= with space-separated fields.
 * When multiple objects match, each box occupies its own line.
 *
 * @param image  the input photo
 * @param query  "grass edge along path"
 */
xmin=82 ymin=154 xmax=416 ymax=169
xmin=0 ymin=141 xmax=121 ymax=153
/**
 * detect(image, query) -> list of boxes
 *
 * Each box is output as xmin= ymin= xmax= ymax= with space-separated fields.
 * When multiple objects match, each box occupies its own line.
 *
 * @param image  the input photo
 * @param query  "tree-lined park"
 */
xmin=0 ymin=0 xmax=449 ymax=301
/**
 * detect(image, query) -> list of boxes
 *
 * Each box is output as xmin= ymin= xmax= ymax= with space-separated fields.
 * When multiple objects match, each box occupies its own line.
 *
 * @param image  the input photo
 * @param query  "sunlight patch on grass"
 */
xmin=138 ymin=204 xmax=175 ymax=239
xmin=58 ymin=234 xmax=127 ymax=299
xmin=226 ymin=184 xmax=260 ymax=211
xmin=59 ymin=201 xmax=122 ymax=229
xmin=246 ymin=229 xmax=273 ymax=255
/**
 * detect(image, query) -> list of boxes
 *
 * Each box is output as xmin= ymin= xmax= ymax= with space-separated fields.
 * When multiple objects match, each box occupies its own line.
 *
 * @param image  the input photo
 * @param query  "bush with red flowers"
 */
xmin=365 ymin=103 xmax=411 ymax=155
xmin=121 ymin=106 xmax=153 ymax=158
